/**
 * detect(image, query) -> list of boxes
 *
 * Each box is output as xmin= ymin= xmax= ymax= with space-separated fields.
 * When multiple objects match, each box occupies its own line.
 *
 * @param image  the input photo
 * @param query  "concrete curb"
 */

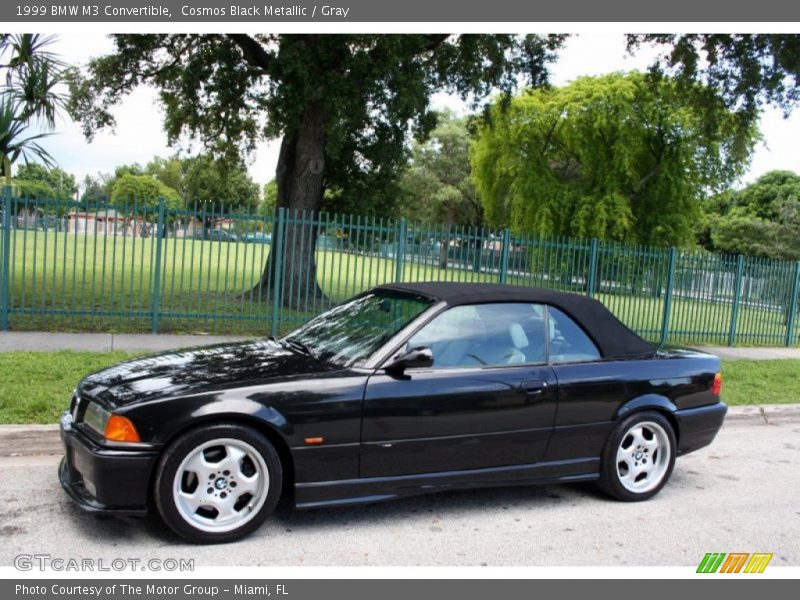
xmin=723 ymin=403 xmax=800 ymax=425
xmin=2 ymin=404 xmax=798 ymax=458
xmin=0 ymin=424 xmax=61 ymax=457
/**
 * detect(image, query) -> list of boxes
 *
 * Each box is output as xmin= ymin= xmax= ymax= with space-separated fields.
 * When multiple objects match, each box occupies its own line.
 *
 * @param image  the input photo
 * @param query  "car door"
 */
xmin=542 ymin=306 xmax=627 ymax=462
xmin=360 ymin=302 xmax=558 ymax=478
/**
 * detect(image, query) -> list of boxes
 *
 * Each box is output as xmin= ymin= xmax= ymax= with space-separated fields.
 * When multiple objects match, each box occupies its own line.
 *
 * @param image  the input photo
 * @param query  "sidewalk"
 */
xmin=694 ymin=346 xmax=800 ymax=360
xmin=2 ymin=330 xmax=800 ymax=359
xmin=0 ymin=331 xmax=252 ymax=353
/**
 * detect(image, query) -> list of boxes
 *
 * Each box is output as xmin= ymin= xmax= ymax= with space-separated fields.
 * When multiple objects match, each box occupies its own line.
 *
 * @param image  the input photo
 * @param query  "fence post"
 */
xmin=785 ymin=261 xmax=800 ymax=347
xmin=0 ymin=186 xmax=11 ymax=331
xmin=270 ymin=207 xmax=287 ymax=337
xmin=659 ymin=247 xmax=677 ymax=347
xmin=395 ymin=218 xmax=407 ymax=282
xmin=586 ymin=237 xmax=599 ymax=297
xmin=472 ymin=228 xmax=484 ymax=273
xmin=499 ymin=228 xmax=510 ymax=284
xmin=150 ymin=197 xmax=166 ymax=333
xmin=727 ymin=254 xmax=745 ymax=347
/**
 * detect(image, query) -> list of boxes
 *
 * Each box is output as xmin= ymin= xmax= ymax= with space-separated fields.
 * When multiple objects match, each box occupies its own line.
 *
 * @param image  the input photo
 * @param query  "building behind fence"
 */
xmin=1 ymin=188 xmax=799 ymax=347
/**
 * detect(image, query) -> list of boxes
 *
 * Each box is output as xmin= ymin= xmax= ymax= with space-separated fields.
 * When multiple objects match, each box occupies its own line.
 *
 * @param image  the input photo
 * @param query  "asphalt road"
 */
xmin=1 ymin=414 xmax=798 ymax=567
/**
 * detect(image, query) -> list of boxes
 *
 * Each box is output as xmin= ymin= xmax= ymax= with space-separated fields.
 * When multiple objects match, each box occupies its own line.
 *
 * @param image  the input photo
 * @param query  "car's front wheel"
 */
xmin=154 ymin=423 xmax=282 ymax=543
xmin=599 ymin=411 xmax=676 ymax=501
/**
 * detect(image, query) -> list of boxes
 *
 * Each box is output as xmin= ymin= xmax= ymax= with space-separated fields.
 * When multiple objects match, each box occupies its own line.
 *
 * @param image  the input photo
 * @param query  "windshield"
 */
xmin=282 ymin=290 xmax=435 ymax=367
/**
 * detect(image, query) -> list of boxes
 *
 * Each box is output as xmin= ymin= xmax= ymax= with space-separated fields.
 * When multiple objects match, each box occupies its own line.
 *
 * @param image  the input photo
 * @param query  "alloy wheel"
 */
xmin=615 ymin=421 xmax=672 ymax=494
xmin=172 ymin=438 xmax=270 ymax=533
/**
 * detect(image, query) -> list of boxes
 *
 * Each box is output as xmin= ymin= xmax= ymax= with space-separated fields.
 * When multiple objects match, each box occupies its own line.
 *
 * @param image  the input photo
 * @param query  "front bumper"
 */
xmin=675 ymin=401 xmax=728 ymax=456
xmin=59 ymin=411 xmax=159 ymax=516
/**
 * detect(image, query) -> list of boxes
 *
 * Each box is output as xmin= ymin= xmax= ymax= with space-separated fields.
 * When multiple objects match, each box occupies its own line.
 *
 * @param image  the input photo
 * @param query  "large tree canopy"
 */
xmin=68 ymin=34 xmax=564 ymax=302
xmin=471 ymin=72 xmax=759 ymax=246
xmin=628 ymin=35 xmax=800 ymax=119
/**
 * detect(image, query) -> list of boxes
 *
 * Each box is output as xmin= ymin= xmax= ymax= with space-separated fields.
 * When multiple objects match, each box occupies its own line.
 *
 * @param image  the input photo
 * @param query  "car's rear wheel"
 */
xmin=599 ymin=411 xmax=676 ymax=501
xmin=154 ymin=423 xmax=282 ymax=543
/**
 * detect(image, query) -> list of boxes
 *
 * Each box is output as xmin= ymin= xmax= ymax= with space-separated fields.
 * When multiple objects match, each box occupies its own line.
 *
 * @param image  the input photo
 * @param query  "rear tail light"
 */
xmin=712 ymin=372 xmax=723 ymax=396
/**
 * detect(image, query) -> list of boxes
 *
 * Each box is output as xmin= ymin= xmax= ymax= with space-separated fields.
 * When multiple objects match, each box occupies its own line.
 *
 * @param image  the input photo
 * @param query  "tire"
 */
xmin=598 ymin=411 xmax=676 ymax=502
xmin=154 ymin=422 xmax=283 ymax=543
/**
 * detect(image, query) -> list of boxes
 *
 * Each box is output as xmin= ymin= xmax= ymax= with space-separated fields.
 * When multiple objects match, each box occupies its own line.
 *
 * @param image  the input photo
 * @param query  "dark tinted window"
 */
xmin=547 ymin=307 xmax=601 ymax=363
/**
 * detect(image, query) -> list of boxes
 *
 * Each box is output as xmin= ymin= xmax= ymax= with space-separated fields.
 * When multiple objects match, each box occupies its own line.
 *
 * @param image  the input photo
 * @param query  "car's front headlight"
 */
xmin=84 ymin=401 xmax=110 ymax=435
xmin=83 ymin=402 xmax=140 ymax=442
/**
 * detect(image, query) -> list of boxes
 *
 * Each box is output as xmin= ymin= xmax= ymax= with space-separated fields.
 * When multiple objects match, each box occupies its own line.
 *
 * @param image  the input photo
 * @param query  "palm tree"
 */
xmin=0 ymin=34 xmax=68 ymax=185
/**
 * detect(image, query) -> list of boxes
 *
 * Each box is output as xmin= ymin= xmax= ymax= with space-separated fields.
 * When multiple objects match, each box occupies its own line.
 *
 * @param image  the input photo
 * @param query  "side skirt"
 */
xmin=294 ymin=457 xmax=600 ymax=509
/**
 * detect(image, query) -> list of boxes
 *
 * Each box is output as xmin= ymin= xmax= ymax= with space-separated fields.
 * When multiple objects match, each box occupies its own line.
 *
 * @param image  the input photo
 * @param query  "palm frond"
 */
xmin=0 ymin=93 xmax=55 ymax=167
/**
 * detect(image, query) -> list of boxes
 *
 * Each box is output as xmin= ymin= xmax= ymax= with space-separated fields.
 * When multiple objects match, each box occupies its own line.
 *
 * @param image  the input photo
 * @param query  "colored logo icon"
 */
xmin=697 ymin=553 xmax=773 ymax=573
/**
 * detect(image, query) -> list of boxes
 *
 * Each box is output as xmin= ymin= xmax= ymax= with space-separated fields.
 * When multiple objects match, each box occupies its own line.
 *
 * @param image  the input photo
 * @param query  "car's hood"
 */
xmin=77 ymin=339 xmax=337 ymax=407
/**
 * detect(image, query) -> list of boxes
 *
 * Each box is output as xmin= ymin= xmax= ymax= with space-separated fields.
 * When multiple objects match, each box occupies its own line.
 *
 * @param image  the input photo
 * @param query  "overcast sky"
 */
xmin=43 ymin=33 xmax=800 ymax=191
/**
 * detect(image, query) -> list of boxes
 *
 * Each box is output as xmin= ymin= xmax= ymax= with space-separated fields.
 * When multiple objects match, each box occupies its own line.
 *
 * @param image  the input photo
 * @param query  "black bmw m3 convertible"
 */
xmin=59 ymin=282 xmax=727 ymax=543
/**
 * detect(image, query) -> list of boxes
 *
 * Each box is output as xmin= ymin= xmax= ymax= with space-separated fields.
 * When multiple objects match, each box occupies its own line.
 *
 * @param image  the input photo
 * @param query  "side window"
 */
xmin=547 ymin=306 xmax=601 ymax=364
xmin=407 ymin=303 xmax=547 ymax=368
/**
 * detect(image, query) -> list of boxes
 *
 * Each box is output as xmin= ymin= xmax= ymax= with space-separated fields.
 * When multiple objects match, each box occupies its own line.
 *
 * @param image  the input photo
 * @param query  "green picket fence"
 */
xmin=1 ymin=188 xmax=799 ymax=346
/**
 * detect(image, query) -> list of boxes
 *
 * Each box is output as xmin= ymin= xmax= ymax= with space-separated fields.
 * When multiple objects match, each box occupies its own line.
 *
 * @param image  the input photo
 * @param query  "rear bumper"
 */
xmin=675 ymin=402 xmax=728 ymax=456
xmin=59 ymin=412 xmax=158 ymax=516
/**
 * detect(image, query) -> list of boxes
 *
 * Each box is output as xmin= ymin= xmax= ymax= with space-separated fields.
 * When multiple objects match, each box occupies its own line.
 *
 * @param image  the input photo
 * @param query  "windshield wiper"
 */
xmin=279 ymin=337 xmax=317 ymax=359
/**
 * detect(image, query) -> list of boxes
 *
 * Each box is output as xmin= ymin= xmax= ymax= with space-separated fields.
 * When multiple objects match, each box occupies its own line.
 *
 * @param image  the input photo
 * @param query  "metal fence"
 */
xmin=1 ymin=188 xmax=799 ymax=347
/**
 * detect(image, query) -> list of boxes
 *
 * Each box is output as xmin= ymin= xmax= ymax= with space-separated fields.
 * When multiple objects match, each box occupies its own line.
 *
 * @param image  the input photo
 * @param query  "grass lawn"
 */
xmin=720 ymin=360 xmax=800 ymax=406
xmin=0 ymin=351 xmax=138 ymax=424
xmin=0 ymin=351 xmax=796 ymax=425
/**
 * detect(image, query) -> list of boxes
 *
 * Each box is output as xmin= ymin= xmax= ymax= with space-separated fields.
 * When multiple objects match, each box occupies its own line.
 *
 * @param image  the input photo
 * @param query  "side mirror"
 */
xmin=384 ymin=346 xmax=434 ymax=374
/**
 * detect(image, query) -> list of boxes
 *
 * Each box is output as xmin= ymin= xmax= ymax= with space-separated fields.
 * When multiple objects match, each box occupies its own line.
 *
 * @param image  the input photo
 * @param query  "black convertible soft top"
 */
xmin=378 ymin=282 xmax=656 ymax=359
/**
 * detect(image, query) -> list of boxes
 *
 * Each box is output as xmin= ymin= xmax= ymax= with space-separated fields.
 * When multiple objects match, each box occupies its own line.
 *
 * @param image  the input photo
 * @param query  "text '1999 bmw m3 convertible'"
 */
xmin=59 ymin=282 xmax=727 ymax=543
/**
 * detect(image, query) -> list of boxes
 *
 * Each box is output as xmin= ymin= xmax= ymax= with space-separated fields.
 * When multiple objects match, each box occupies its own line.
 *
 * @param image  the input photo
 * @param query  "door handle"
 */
xmin=520 ymin=380 xmax=548 ymax=396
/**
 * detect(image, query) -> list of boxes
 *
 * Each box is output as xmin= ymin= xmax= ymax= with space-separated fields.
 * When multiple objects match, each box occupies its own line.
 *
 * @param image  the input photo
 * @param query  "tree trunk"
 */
xmin=439 ymin=223 xmax=451 ymax=270
xmin=251 ymin=99 xmax=329 ymax=308
xmin=438 ymin=212 xmax=456 ymax=270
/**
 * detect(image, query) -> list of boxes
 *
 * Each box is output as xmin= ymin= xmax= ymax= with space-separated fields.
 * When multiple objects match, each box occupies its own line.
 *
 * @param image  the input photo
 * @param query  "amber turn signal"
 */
xmin=712 ymin=372 xmax=723 ymax=396
xmin=105 ymin=415 xmax=141 ymax=442
xmin=304 ymin=436 xmax=324 ymax=445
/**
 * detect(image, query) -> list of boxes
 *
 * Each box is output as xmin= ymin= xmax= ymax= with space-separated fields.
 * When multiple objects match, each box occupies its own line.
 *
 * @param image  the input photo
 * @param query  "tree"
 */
xmin=143 ymin=154 xmax=260 ymax=211
xmin=180 ymin=155 xmax=260 ymax=212
xmin=398 ymin=110 xmax=482 ymax=226
xmin=9 ymin=178 xmax=56 ymax=199
xmin=627 ymin=35 xmax=800 ymax=120
xmin=704 ymin=170 xmax=800 ymax=260
xmin=0 ymin=34 xmax=68 ymax=184
xmin=145 ymin=156 xmax=183 ymax=193
xmin=260 ymin=180 xmax=277 ymax=215
xmin=81 ymin=154 xmax=261 ymax=213
xmin=471 ymin=72 xmax=758 ymax=246
xmin=68 ymin=34 xmax=564 ymax=305
xmin=79 ymin=172 xmax=114 ymax=204
xmin=110 ymin=173 xmax=181 ymax=212
xmin=14 ymin=162 xmax=77 ymax=198
xmin=398 ymin=111 xmax=483 ymax=268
